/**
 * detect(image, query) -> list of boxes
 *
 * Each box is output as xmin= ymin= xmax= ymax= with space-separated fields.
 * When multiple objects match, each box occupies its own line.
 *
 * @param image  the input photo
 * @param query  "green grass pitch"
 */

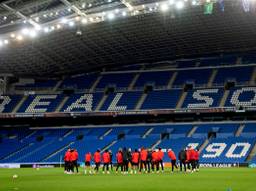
xmin=0 ymin=168 xmax=255 ymax=191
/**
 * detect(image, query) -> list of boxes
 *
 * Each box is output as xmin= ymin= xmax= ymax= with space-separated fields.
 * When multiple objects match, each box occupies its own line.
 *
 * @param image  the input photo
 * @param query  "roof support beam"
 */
xmin=1 ymin=3 xmax=40 ymax=28
xmin=120 ymin=0 xmax=134 ymax=10
xmin=59 ymin=0 xmax=87 ymax=17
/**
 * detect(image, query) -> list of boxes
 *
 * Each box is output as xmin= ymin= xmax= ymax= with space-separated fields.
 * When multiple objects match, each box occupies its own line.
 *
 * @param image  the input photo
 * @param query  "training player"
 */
xmin=178 ymin=148 xmax=187 ymax=172
xmin=94 ymin=149 xmax=101 ymax=173
xmin=152 ymin=149 xmax=159 ymax=173
xmin=146 ymin=149 xmax=152 ymax=173
xmin=84 ymin=152 xmax=92 ymax=174
xmin=131 ymin=149 xmax=140 ymax=174
xmin=122 ymin=147 xmax=129 ymax=174
xmin=64 ymin=148 xmax=71 ymax=173
xmin=73 ymin=149 xmax=79 ymax=173
xmin=139 ymin=147 xmax=148 ymax=173
xmin=102 ymin=150 xmax=110 ymax=174
xmin=116 ymin=148 xmax=123 ymax=173
xmin=167 ymin=149 xmax=178 ymax=173
xmin=157 ymin=148 xmax=164 ymax=172
xmin=109 ymin=150 xmax=113 ymax=171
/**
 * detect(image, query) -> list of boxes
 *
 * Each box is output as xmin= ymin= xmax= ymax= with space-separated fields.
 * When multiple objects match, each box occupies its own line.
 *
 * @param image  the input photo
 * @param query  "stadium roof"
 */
xmin=0 ymin=0 xmax=256 ymax=77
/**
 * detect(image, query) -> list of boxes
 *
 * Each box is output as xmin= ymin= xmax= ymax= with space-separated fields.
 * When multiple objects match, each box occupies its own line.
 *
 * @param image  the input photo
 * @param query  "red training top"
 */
xmin=70 ymin=151 xmax=77 ymax=161
xmin=152 ymin=151 xmax=159 ymax=162
xmin=140 ymin=149 xmax=148 ymax=161
xmin=102 ymin=152 xmax=110 ymax=163
xmin=85 ymin=153 xmax=91 ymax=162
xmin=94 ymin=151 xmax=101 ymax=163
xmin=132 ymin=152 xmax=140 ymax=163
xmin=116 ymin=152 xmax=123 ymax=163
xmin=64 ymin=151 xmax=71 ymax=162
xmin=168 ymin=150 xmax=176 ymax=160
xmin=190 ymin=149 xmax=197 ymax=160
xmin=74 ymin=150 xmax=79 ymax=160
xmin=157 ymin=150 xmax=164 ymax=160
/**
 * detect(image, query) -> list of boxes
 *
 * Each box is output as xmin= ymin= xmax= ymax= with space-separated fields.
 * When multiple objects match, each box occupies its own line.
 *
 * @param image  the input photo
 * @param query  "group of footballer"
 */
xmin=64 ymin=146 xmax=199 ymax=175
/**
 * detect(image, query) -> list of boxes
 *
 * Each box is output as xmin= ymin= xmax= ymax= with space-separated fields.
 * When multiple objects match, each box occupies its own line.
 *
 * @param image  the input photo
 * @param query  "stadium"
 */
xmin=0 ymin=0 xmax=256 ymax=190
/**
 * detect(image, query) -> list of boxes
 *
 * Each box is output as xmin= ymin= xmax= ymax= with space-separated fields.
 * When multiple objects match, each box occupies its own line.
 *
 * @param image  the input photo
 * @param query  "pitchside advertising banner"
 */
xmin=0 ymin=163 xmax=20 ymax=168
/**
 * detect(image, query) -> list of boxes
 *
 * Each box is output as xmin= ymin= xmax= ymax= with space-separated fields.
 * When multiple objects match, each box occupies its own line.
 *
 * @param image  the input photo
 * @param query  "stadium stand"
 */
xmin=96 ymin=73 xmax=135 ymax=90
xmin=134 ymin=71 xmax=172 ymax=88
xmin=0 ymin=122 xmax=255 ymax=164
xmin=172 ymin=68 xmax=212 ymax=87
xmin=60 ymin=74 xmax=97 ymax=90
xmin=100 ymin=91 xmax=142 ymax=111
xmin=141 ymin=90 xmax=181 ymax=109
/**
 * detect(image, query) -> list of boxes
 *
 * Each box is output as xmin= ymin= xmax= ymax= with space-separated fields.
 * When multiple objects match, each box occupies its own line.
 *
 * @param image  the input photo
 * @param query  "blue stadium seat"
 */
xmin=100 ymin=91 xmax=142 ymax=111
xmin=134 ymin=71 xmax=172 ymax=88
xmin=96 ymin=73 xmax=134 ymax=90
xmin=141 ymin=90 xmax=181 ymax=109
xmin=173 ymin=69 xmax=212 ymax=87
xmin=213 ymin=67 xmax=253 ymax=85
xmin=60 ymin=74 xmax=97 ymax=90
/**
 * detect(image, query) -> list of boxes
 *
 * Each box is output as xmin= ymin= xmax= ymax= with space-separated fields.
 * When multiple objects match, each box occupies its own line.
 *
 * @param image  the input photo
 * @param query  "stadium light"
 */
xmin=16 ymin=35 xmax=23 ymax=41
xmin=29 ymin=30 xmax=37 ymax=38
xmin=160 ymin=3 xmax=169 ymax=12
xmin=169 ymin=0 xmax=175 ymax=5
xmin=4 ymin=39 xmax=9 ymax=44
xmin=68 ymin=21 xmax=75 ymax=27
xmin=176 ymin=1 xmax=185 ymax=9
xmin=81 ymin=18 xmax=88 ymax=24
xmin=44 ymin=27 xmax=50 ymax=33
xmin=21 ymin=28 xmax=29 ymax=35
xmin=61 ymin=18 xmax=68 ymax=24
xmin=192 ymin=0 xmax=197 ymax=6
xmin=122 ymin=11 xmax=127 ymax=17
xmin=10 ymin=33 xmax=16 ymax=38
xmin=107 ymin=12 xmax=115 ymax=20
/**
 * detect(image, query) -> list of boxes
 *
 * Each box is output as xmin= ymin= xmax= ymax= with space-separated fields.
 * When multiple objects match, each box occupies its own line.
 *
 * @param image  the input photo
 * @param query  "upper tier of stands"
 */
xmin=15 ymin=54 xmax=256 ymax=91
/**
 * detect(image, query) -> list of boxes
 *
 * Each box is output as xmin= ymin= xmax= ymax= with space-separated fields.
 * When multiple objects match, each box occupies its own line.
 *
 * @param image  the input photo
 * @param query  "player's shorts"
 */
xmin=85 ymin=161 xmax=90 ymax=166
xmin=132 ymin=162 xmax=139 ymax=166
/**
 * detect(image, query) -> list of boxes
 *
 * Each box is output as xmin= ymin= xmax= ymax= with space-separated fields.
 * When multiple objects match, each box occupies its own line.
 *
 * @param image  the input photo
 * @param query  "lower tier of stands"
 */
xmin=0 ymin=122 xmax=255 ymax=164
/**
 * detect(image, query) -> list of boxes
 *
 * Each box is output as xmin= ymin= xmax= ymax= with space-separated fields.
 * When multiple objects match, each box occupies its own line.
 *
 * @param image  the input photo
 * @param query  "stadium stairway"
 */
xmin=235 ymin=124 xmax=245 ymax=137
xmin=12 ymin=95 xmax=28 ymax=113
xmin=42 ymin=141 xmax=74 ymax=162
xmin=14 ymin=140 xmax=56 ymax=162
xmin=151 ymin=139 xmax=162 ymax=150
xmin=89 ymin=76 xmax=102 ymax=93
xmin=101 ymin=140 xmax=117 ymax=153
xmin=99 ymin=128 xmax=113 ymax=140
xmin=219 ymin=89 xmax=230 ymax=107
xmin=176 ymin=91 xmax=187 ymax=109
xmin=95 ymin=94 xmax=108 ymax=111
xmin=249 ymin=67 xmax=256 ymax=85
xmin=53 ymin=80 xmax=63 ymax=92
xmin=207 ymin=69 xmax=218 ymax=87
xmin=20 ymin=130 xmax=37 ymax=142
xmin=135 ymin=93 xmax=148 ymax=110
xmin=167 ymin=71 xmax=177 ymax=89
xmin=0 ymin=143 xmax=31 ymax=161
xmin=246 ymin=143 xmax=256 ymax=162
xmin=55 ymin=96 xmax=69 ymax=112
xmin=187 ymin=126 xmax=198 ymax=137
xmin=128 ymin=73 xmax=140 ymax=90
xmin=142 ymin=127 xmax=154 ymax=138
